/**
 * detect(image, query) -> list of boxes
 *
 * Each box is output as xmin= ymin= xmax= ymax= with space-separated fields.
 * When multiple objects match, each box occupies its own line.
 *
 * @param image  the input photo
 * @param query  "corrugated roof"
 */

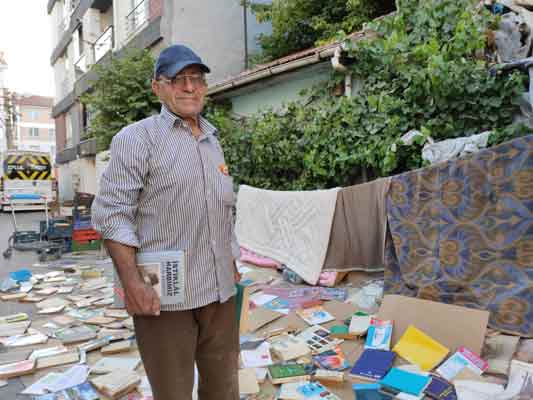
xmin=207 ymin=21 xmax=383 ymax=97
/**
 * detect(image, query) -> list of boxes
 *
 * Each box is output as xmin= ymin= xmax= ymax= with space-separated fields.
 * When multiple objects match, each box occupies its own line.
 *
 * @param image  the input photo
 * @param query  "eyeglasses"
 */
xmin=158 ymin=74 xmax=206 ymax=89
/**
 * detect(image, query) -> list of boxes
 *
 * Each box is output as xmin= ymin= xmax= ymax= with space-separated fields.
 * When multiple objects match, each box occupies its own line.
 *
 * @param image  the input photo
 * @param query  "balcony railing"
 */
xmin=74 ymin=53 xmax=88 ymax=79
xmin=125 ymin=0 xmax=150 ymax=39
xmin=94 ymin=26 xmax=114 ymax=62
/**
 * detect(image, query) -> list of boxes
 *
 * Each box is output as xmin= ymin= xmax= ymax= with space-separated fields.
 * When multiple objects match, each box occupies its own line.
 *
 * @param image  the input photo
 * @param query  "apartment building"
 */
xmin=13 ymin=95 xmax=56 ymax=156
xmin=47 ymin=0 xmax=270 ymax=201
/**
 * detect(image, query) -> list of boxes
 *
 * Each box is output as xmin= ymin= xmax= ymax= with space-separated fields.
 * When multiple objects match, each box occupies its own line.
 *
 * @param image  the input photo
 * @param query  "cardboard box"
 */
xmin=377 ymin=295 xmax=489 ymax=355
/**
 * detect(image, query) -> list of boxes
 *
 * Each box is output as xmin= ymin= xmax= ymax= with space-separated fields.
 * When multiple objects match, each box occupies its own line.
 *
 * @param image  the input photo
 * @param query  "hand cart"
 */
xmin=2 ymin=194 xmax=63 ymax=262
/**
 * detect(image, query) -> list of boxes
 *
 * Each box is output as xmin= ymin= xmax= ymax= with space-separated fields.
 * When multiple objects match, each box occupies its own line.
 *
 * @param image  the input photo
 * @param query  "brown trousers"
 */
xmin=133 ymin=298 xmax=239 ymax=400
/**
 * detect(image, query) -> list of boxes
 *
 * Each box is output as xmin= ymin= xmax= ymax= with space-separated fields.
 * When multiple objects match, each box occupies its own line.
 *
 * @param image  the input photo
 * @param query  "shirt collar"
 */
xmin=160 ymin=104 xmax=218 ymax=138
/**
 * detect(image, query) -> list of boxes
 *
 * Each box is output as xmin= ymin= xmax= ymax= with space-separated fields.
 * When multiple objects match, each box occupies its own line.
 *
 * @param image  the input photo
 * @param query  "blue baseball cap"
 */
xmin=154 ymin=45 xmax=210 ymax=79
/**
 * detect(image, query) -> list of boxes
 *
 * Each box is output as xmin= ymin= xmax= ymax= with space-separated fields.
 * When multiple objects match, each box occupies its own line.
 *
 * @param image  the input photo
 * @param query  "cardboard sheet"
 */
xmin=377 ymin=295 xmax=489 ymax=355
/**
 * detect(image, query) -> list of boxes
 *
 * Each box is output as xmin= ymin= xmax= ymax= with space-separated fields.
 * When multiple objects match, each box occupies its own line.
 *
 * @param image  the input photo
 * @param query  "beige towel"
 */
xmin=323 ymin=177 xmax=391 ymax=271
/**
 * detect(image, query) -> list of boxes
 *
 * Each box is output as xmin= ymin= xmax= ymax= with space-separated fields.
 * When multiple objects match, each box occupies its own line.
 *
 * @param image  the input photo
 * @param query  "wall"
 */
xmin=55 ymin=113 xmax=67 ymax=152
xmin=227 ymin=62 xmax=332 ymax=116
xmin=73 ymin=157 xmax=98 ymax=194
xmin=161 ymin=0 xmax=246 ymax=84
xmin=113 ymin=0 xmax=138 ymax=50
xmin=100 ymin=6 xmax=113 ymax=31
xmin=246 ymin=0 xmax=272 ymax=58
xmin=57 ymin=163 xmax=74 ymax=201
xmin=49 ymin=0 xmax=65 ymax=52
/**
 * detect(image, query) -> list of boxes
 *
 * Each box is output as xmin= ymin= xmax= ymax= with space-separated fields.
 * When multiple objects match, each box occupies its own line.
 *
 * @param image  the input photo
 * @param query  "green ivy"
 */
xmin=207 ymin=0 xmax=528 ymax=190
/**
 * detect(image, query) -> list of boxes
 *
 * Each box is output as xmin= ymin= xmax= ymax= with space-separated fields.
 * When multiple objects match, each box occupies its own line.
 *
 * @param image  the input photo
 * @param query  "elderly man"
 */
xmin=92 ymin=45 xmax=240 ymax=400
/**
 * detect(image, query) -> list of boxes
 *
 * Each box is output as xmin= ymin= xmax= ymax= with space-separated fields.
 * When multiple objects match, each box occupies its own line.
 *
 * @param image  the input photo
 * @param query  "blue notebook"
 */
xmin=379 ymin=368 xmax=431 ymax=396
xmin=352 ymin=383 xmax=393 ymax=400
xmin=424 ymin=375 xmax=457 ymax=400
xmin=350 ymin=348 xmax=395 ymax=381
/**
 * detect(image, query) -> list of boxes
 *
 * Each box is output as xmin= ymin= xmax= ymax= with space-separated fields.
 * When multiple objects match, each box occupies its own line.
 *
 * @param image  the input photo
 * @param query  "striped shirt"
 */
xmin=91 ymin=105 xmax=239 ymax=311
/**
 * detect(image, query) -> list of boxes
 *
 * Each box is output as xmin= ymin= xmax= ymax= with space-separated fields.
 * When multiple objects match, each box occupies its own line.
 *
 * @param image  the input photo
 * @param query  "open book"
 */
xmin=114 ymin=250 xmax=185 ymax=307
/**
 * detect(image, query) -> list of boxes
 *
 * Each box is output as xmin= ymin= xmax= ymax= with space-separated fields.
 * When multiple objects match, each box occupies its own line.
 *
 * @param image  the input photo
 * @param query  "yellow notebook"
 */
xmin=393 ymin=325 xmax=449 ymax=371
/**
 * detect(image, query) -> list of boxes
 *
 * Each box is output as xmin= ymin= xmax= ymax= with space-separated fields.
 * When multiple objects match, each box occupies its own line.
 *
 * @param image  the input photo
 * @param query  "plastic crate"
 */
xmin=73 ymin=220 xmax=93 ymax=230
xmin=71 ymin=239 xmax=102 ymax=252
xmin=40 ymin=219 xmax=72 ymax=240
xmin=73 ymin=209 xmax=92 ymax=221
xmin=72 ymin=228 xmax=101 ymax=242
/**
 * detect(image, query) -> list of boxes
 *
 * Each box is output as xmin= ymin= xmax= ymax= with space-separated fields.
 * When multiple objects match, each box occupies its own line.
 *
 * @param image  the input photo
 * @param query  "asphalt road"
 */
xmin=0 ymin=210 xmax=111 ymax=399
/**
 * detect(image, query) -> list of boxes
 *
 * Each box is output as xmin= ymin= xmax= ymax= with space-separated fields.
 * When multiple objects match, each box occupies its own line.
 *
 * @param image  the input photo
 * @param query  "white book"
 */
xmin=114 ymin=250 xmax=185 ymax=307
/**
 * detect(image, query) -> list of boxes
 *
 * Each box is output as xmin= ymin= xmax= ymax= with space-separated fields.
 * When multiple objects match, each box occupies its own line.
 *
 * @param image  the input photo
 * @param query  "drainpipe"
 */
xmin=331 ymin=46 xmax=352 ymax=97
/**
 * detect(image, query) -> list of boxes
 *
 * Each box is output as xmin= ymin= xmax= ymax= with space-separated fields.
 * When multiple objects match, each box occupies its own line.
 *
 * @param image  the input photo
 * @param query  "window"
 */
xmin=29 ymin=110 xmax=39 ymax=120
xmin=49 ymin=129 xmax=56 ymax=140
xmin=29 ymin=127 xmax=39 ymax=137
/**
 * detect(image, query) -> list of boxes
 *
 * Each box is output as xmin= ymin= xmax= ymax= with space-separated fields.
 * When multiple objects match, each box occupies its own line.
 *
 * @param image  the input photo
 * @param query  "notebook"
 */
xmin=379 ymin=368 xmax=431 ymax=396
xmin=392 ymin=325 xmax=449 ymax=371
xmin=350 ymin=348 xmax=395 ymax=381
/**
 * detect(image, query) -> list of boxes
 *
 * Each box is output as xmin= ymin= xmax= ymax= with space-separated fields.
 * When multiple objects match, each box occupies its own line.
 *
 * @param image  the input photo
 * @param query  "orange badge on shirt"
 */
xmin=218 ymin=164 xmax=229 ymax=176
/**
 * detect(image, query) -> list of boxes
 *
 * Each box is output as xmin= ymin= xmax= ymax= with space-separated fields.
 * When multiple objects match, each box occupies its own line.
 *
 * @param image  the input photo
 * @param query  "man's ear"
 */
xmin=152 ymin=79 xmax=159 ymax=96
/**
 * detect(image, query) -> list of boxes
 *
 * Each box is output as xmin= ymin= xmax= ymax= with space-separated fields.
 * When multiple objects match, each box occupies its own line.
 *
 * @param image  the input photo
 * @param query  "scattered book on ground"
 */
xmin=296 ymin=306 xmax=335 ymax=325
xmin=239 ymin=368 xmax=260 ymax=395
xmin=0 ymin=292 xmax=27 ymax=301
xmin=350 ymin=348 xmax=395 ymax=381
xmin=241 ymin=341 xmax=274 ymax=368
xmin=0 ymin=320 xmax=30 ymax=336
xmin=0 ymin=313 xmax=29 ymax=323
xmin=393 ymin=325 xmax=449 ymax=371
xmin=423 ymin=375 xmax=456 ymax=400
xmin=365 ymin=318 xmax=393 ymax=351
xmin=352 ymin=383 xmax=390 ymax=400
xmin=0 ymin=359 xmax=35 ymax=379
xmin=101 ymin=340 xmax=132 ymax=355
xmin=268 ymin=363 xmax=310 ymax=384
xmin=296 ymin=325 xmax=340 ymax=355
xmin=270 ymin=334 xmax=311 ymax=362
xmin=314 ymin=369 xmax=344 ymax=384
xmin=36 ymin=351 xmax=79 ymax=369
xmin=349 ymin=312 xmax=372 ymax=336
xmin=313 ymin=345 xmax=351 ymax=371
xmin=436 ymin=346 xmax=488 ymax=381
xmin=379 ymin=368 xmax=431 ymax=397
xmin=90 ymin=369 xmax=141 ymax=399
xmin=37 ymin=305 xmax=66 ymax=314
xmin=55 ymin=325 xmax=97 ymax=345
xmin=90 ymin=356 xmax=142 ymax=374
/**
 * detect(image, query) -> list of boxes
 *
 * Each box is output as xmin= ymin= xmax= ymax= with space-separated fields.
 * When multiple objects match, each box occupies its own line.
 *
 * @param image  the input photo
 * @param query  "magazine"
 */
xmin=114 ymin=250 xmax=185 ymax=307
